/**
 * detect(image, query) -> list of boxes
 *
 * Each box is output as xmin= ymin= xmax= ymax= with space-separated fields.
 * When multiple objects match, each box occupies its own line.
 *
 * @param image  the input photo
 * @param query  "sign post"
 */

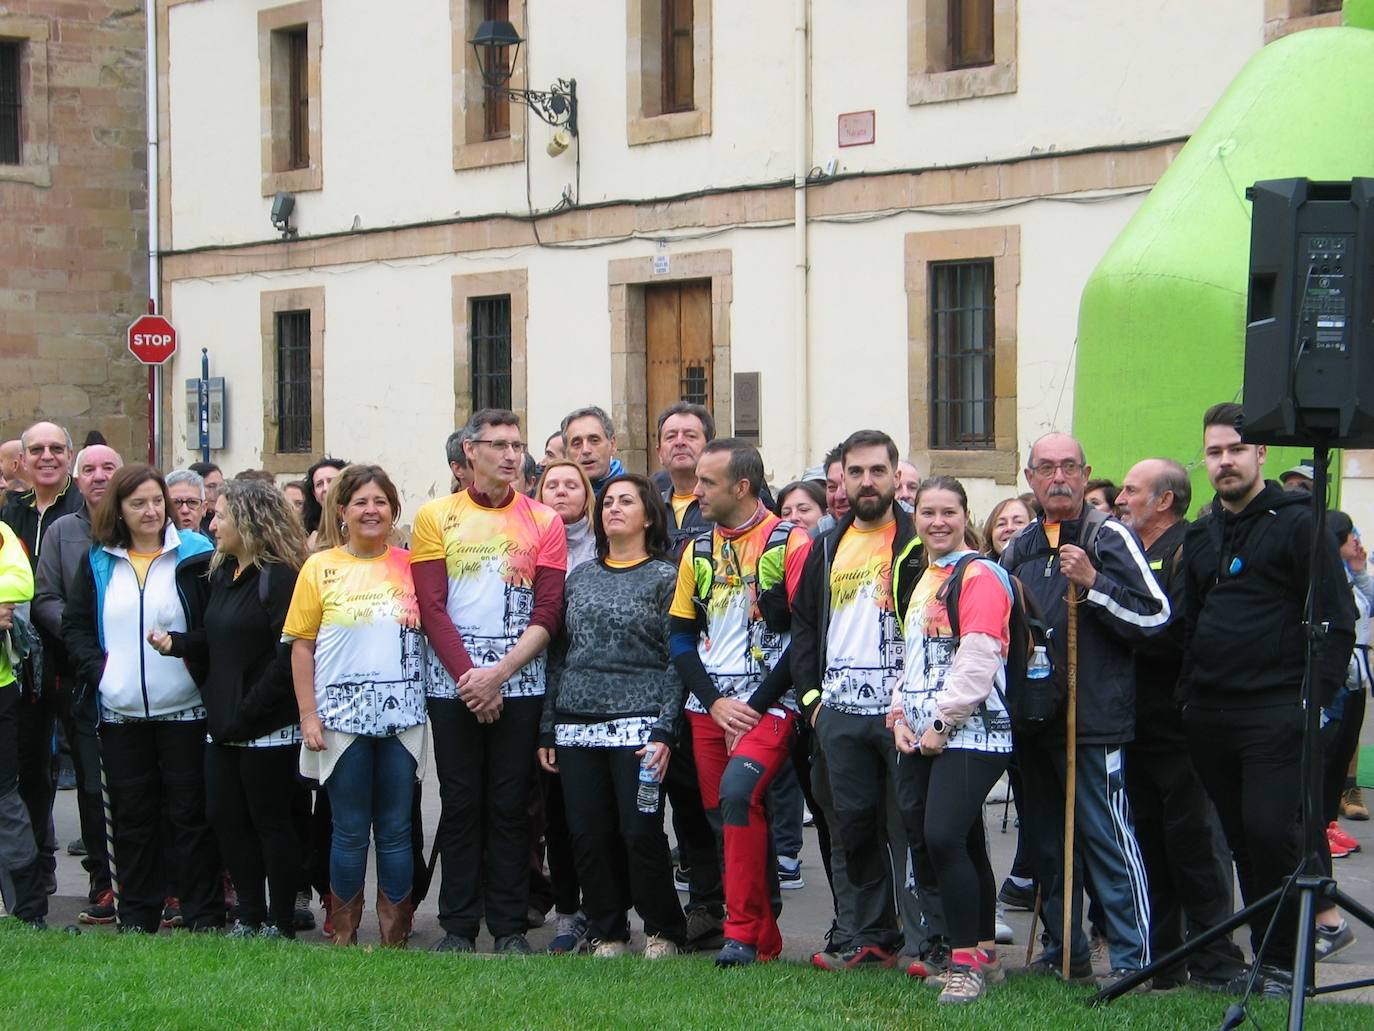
xmin=127 ymin=313 xmax=177 ymax=466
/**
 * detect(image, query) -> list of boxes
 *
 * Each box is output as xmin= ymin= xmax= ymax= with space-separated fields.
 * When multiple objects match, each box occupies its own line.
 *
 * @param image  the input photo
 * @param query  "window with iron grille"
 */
xmin=286 ymin=28 xmax=309 ymax=170
xmin=471 ymin=295 xmax=512 ymax=411
xmin=948 ymin=0 xmax=994 ymax=70
xmin=681 ymin=365 xmax=708 ymax=406
xmin=0 ymin=40 xmax=20 ymax=165
xmin=662 ymin=0 xmax=694 ymax=113
xmin=930 ymin=260 xmax=995 ymax=449
xmin=276 ymin=311 xmax=312 ymax=453
xmin=482 ymin=0 xmax=511 ymax=140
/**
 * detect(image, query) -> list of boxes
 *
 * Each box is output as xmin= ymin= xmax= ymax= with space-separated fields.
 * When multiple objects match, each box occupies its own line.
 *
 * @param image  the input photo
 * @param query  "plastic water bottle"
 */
xmin=1027 ymin=645 xmax=1052 ymax=680
xmin=636 ymin=746 xmax=660 ymax=814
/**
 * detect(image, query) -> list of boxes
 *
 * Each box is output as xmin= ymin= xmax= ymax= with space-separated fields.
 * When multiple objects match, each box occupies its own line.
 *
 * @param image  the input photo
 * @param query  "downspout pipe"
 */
xmin=793 ymin=0 xmax=810 ymax=477
xmin=145 ymin=0 xmax=162 ymax=464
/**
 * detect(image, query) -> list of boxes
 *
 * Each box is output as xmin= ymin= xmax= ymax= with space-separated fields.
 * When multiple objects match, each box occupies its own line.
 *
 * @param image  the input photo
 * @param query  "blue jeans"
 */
xmin=325 ymin=735 xmax=416 ymax=904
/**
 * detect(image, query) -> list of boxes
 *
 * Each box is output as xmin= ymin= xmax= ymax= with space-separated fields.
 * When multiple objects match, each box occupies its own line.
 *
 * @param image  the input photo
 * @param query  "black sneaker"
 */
xmin=812 ymin=944 xmax=897 ymax=971
xmin=431 ymin=933 xmax=476 ymax=953
xmin=1099 ymin=968 xmax=1151 ymax=994
xmin=292 ymin=891 xmax=316 ymax=932
xmin=1014 ymin=956 xmax=1097 ymax=985
xmin=79 ymin=889 xmax=117 ymax=925
xmin=66 ymin=838 xmax=87 ymax=857
xmin=1315 ymin=920 xmax=1356 ymax=963
xmin=685 ymin=907 xmax=724 ymax=952
xmin=494 ymin=933 xmax=533 ymax=955
xmin=673 ymin=865 xmax=691 ymax=893
xmin=997 ymin=878 xmax=1036 ymax=911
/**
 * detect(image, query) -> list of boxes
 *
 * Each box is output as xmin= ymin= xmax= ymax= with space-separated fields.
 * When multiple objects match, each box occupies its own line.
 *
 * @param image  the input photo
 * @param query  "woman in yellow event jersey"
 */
xmin=285 ymin=464 xmax=426 ymax=947
xmin=891 ymin=476 xmax=1014 ymax=1005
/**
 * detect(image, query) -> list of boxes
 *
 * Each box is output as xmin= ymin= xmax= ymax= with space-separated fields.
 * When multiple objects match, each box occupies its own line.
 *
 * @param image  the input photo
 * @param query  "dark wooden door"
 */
xmin=645 ymin=280 xmax=712 ymax=449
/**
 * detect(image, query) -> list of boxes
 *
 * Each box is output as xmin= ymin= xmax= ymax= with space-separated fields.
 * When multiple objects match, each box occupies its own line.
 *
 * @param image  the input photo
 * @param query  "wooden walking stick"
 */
xmin=1061 ymin=587 xmax=1080 ymax=980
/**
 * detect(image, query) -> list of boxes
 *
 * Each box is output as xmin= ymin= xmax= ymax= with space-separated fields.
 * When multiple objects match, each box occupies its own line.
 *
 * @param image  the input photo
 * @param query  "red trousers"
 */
xmin=688 ymin=709 xmax=796 ymax=959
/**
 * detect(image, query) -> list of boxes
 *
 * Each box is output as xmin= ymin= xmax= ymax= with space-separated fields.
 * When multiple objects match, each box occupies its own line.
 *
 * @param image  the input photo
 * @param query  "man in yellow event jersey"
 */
xmin=791 ymin=429 xmax=921 ymax=971
xmin=668 ymin=439 xmax=810 ymax=967
xmin=411 ymin=409 xmax=567 ymax=955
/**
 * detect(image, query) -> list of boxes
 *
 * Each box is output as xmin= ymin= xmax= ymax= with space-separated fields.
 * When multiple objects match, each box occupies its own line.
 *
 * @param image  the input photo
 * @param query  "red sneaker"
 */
xmin=812 ymin=944 xmax=897 ymax=970
xmin=1327 ymin=822 xmax=1360 ymax=855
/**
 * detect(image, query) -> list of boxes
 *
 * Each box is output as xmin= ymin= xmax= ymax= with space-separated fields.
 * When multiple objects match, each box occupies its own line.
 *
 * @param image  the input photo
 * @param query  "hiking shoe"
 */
xmin=812 ymin=944 xmax=897 ymax=971
xmin=78 ymin=889 xmax=117 ymax=925
xmin=1341 ymin=786 xmax=1370 ymax=820
xmin=643 ymin=934 xmax=679 ymax=959
xmin=715 ymin=938 xmax=758 ymax=967
xmin=224 ymin=921 xmax=257 ymax=940
xmin=1150 ymin=970 xmax=1190 ymax=992
xmin=493 ymin=933 xmax=533 ymax=955
xmin=778 ymin=856 xmax=805 ymax=890
xmin=1326 ymin=824 xmax=1353 ymax=859
xmin=1315 ymin=919 xmax=1356 ymax=963
xmin=974 ymin=947 xmax=1005 ymax=985
xmin=1328 ymin=821 xmax=1361 ymax=854
xmin=938 ymin=954 xmax=986 ymax=1004
xmin=161 ymin=897 xmax=183 ymax=928
xmin=905 ymin=939 xmax=950 ymax=980
xmin=1246 ymin=965 xmax=1293 ymax=999
xmin=258 ymin=925 xmax=286 ymax=941
xmin=592 ymin=938 xmax=630 ymax=958
xmin=685 ymin=907 xmax=724 ymax=952
xmin=1099 ymin=967 xmax=1151 ymax=994
xmin=997 ymin=878 xmax=1035 ymax=911
xmin=548 ymin=912 xmax=588 ymax=954
xmin=67 ymin=838 xmax=87 ymax=857
xmin=1015 ymin=956 xmax=1096 ymax=985
xmin=432 ymin=933 xmax=476 ymax=953
xmin=1089 ymin=929 xmax=1109 ymax=968
xmin=292 ymin=891 xmax=316 ymax=931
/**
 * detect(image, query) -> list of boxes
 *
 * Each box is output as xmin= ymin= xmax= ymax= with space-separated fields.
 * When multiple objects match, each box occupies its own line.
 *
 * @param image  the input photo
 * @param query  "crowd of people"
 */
xmin=0 ymin=398 xmax=1368 ymax=1007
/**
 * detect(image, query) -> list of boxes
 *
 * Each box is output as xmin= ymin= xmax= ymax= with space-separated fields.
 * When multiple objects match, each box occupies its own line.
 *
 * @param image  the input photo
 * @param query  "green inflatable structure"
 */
xmin=1074 ymin=4 xmax=1374 ymax=509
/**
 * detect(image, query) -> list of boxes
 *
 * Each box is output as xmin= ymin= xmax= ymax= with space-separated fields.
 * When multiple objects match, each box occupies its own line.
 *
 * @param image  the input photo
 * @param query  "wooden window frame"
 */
xmin=259 ymin=2 xmax=323 ymax=196
xmin=480 ymin=0 xmax=512 ymax=141
xmin=260 ymin=287 xmax=325 ymax=475
xmin=907 ymin=0 xmax=1016 ymax=107
xmin=0 ymin=17 xmax=50 ymax=188
xmin=947 ymin=0 xmax=994 ymax=71
xmin=452 ymin=270 xmax=527 ymax=428
xmin=660 ymin=0 xmax=695 ymax=115
xmin=451 ymin=0 xmax=526 ymax=171
xmin=905 ymin=226 xmax=1019 ymax=483
xmin=1264 ymin=0 xmax=1345 ymax=42
xmin=607 ymin=250 xmax=732 ymax=473
xmin=627 ymin=0 xmax=711 ymax=146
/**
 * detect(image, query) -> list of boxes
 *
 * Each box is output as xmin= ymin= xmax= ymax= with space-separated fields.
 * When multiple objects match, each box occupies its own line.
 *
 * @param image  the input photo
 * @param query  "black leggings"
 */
xmin=895 ymin=747 xmax=1009 ymax=949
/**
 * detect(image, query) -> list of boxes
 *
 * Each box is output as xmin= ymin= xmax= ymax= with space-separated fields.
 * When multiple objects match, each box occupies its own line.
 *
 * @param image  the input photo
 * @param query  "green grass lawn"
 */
xmin=0 ymin=923 xmax=1366 ymax=1030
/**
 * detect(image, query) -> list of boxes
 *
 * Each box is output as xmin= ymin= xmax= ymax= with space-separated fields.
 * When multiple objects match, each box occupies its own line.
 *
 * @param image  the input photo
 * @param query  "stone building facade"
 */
xmin=0 ymin=2 xmax=149 ymax=457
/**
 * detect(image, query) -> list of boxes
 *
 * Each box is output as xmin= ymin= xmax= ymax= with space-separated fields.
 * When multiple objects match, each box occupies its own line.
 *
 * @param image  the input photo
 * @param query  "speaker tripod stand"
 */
xmin=1092 ymin=442 xmax=1374 ymax=1029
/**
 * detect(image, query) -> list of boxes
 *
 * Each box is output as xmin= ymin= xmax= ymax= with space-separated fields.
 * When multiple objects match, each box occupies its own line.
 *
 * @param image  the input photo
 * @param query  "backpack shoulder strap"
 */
xmin=933 ymin=553 xmax=982 ymax=642
xmin=1078 ymin=506 xmax=1109 ymax=562
xmin=691 ymin=530 xmax=715 ymax=602
xmin=258 ymin=562 xmax=272 ymax=607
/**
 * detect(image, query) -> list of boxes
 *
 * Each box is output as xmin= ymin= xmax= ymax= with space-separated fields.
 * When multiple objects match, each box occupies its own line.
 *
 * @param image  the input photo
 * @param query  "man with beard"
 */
xmin=1115 ymin=457 xmax=1244 ymax=990
xmin=792 ymin=429 xmax=918 ymax=970
xmin=1000 ymin=432 xmax=1167 ymax=988
xmin=1179 ymin=404 xmax=1354 ymax=995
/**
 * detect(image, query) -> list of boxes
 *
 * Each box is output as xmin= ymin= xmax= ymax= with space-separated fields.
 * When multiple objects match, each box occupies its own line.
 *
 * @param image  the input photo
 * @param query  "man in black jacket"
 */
xmin=1116 ymin=457 xmax=1243 ymax=990
xmin=1000 ymin=432 xmax=1168 ymax=986
xmin=1181 ymin=403 xmax=1355 ymax=986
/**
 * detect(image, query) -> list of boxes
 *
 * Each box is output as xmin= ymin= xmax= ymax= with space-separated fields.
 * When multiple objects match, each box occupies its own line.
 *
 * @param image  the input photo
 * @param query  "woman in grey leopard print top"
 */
xmin=537 ymin=474 xmax=687 ymax=958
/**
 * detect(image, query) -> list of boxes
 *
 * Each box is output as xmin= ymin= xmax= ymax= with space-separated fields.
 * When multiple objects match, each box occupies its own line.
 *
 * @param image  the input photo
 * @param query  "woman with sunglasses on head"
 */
xmin=891 ymin=476 xmax=1014 ymax=1004
xmin=538 ymin=473 xmax=687 ymax=959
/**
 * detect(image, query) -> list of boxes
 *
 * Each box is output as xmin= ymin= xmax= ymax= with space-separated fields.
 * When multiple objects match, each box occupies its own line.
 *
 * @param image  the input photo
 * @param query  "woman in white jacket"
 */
xmin=62 ymin=464 xmax=221 ymax=934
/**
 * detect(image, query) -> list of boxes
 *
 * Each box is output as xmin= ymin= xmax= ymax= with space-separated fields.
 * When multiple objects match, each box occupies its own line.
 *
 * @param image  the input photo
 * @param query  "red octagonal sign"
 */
xmin=128 ymin=314 xmax=178 ymax=365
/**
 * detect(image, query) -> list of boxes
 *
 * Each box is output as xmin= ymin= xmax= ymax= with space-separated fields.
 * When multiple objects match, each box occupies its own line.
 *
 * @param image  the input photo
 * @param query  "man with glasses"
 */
xmin=1 ymin=421 xmax=84 ymax=896
xmin=411 ymin=409 xmax=567 ymax=954
xmin=1000 ymin=432 xmax=1168 ymax=988
xmin=165 ymin=470 xmax=208 ymax=533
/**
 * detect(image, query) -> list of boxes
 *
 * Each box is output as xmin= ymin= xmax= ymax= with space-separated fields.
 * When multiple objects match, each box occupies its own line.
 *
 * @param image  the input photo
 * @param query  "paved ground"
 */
xmin=38 ymin=719 xmax=1374 ymax=1011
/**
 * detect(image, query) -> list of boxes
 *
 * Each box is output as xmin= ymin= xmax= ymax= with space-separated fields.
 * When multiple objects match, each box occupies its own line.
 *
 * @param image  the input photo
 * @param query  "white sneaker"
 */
xmin=995 ymin=904 xmax=1013 ymax=945
xmin=643 ymin=934 xmax=679 ymax=959
xmin=592 ymin=939 xmax=630 ymax=958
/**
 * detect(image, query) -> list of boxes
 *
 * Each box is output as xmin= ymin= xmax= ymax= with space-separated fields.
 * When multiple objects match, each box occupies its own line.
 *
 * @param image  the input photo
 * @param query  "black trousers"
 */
xmin=1125 ymin=745 xmax=1246 ymax=983
xmin=430 ymin=695 xmax=541 ymax=938
xmin=541 ymin=768 xmax=582 ymax=915
xmin=15 ymin=672 xmax=57 ymax=880
xmin=205 ymin=742 xmax=301 ymax=935
xmin=1324 ymin=690 xmax=1366 ymax=825
xmin=60 ymin=680 xmax=110 ymax=899
xmin=1184 ymin=703 xmax=1305 ymax=968
xmin=0 ymin=686 xmax=47 ymax=923
xmin=895 ymin=747 xmax=1007 ymax=949
xmin=100 ymin=718 xmax=222 ymax=933
xmin=559 ymin=744 xmax=687 ymax=945
xmin=813 ymin=707 xmax=901 ymax=949
xmin=664 ymin=715 xmax=724 ymax=915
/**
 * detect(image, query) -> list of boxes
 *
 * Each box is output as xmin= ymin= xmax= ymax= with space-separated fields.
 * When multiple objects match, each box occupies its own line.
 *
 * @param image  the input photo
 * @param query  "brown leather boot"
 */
xmin=376 ymin=892 xmax=413 ymax=948
xmin=328 ymin=891 xmax=363 ymax=945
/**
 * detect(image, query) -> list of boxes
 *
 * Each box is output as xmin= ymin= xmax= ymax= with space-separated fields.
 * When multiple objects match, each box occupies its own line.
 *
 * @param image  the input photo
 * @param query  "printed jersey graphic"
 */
xmin=669 ymin=516 xmax=807 ymax=713
xmin=283 ymin=547 xmax=426 ymax=737
xmin=821 ymin=522 xmax=903 ymax=715
xmin=410 ymin=490 xmax=566 ymax=699
xmin=898 ymin=558 xmax=1013 ymax=753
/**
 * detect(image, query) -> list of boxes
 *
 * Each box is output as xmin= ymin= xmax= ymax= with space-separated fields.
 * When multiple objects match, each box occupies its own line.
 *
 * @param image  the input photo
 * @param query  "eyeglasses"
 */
xmin=26 ymin=444 xmax=68 ymax=457
xmin=471 ymin=440 xmax=527 ymax=455
xmin=171 ymin=498 xmax=202 ymax=509
xmin=1029 ymin=460 xmax=1085 ymax=479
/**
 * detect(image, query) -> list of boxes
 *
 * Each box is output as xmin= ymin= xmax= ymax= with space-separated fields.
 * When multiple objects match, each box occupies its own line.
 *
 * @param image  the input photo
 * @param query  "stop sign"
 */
xmin=127 ymin=314 xmax=178 ymax=365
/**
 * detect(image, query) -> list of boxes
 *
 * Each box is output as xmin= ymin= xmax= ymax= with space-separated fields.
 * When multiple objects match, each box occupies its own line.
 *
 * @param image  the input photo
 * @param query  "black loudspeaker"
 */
xmin=1242 ymin=177 xmax=1374 ymax=447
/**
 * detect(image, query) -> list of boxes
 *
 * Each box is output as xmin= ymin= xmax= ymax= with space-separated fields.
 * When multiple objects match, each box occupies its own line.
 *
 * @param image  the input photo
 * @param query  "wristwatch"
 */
xmin=930 ymin=717 xmax=950 ymax=735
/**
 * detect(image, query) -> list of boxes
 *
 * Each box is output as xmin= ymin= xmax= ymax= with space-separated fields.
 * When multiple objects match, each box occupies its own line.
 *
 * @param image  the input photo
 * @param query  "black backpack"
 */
xmin=935 ymin=554 xmax=1059 ymax=729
